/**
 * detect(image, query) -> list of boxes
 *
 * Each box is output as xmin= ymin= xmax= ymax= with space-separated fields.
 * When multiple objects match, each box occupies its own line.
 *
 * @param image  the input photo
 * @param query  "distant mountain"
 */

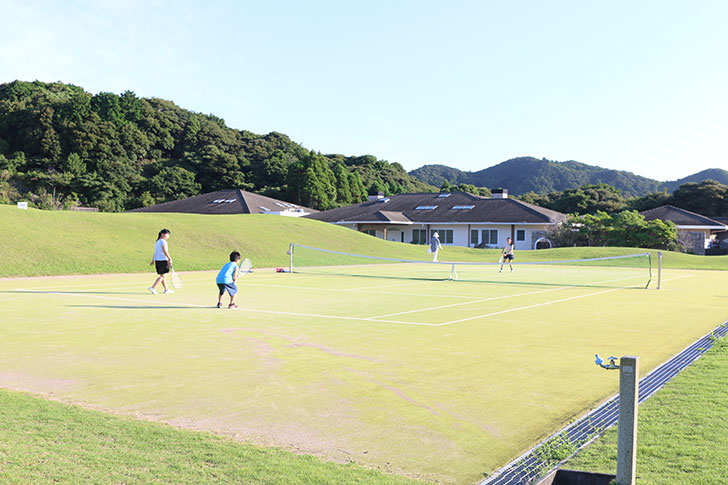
xmin=410 ymin=157 xmax=727 ymax=198
xmin=662 ymin=169 xmax=728 ymax=193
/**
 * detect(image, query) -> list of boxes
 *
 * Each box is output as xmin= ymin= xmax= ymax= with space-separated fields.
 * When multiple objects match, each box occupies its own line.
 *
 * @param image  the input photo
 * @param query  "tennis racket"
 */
xmin=498 ymin=255 xmax=504 ymax=264
xmin=239 ymin=258 xmax=253 ymax=275
xmin=170 ymin=265 xmax=183 ymax=288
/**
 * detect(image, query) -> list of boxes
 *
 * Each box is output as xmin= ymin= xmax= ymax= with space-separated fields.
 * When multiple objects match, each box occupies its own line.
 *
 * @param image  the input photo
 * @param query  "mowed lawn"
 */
xmin=2 ymin=264 xmax=727 ymax=484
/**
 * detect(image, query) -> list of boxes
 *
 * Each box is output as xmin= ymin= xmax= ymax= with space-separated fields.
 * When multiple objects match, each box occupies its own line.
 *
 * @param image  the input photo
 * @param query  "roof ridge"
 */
xmin=642 ymin=205 xmax=725 ymax=226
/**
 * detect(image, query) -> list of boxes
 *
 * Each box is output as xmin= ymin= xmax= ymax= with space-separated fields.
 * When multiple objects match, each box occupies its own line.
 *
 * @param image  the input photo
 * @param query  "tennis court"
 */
xmin=1 ymin=255 xmax=727 ymax=483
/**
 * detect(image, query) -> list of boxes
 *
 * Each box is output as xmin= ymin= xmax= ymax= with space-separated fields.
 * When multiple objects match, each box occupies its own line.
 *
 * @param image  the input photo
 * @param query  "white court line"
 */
xmin=12 ymin=274 xmax=694 ymax=329
xmin=235 ymin=282 xmax=481 ymax=300
xmin=365 ymin=274 xmax=648 ymax=319
xmin=435 ymin=274 xmax=694 ymax=326
xmin=11 ymin=289 xmax=438 ymax=326
xmin=366 ymin=287 xmax=568 ymax=319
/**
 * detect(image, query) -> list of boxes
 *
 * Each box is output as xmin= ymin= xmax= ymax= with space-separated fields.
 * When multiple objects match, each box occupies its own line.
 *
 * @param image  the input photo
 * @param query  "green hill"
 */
xmin=0 ymin=81 xmax=434 ymax=213
xmin=663 ymin=168 xmax=728 ymax=192
xmin=1 ymin=205 xmax=725 ymax=278
xmin=410 ymin=157 xmax=727 ymax=198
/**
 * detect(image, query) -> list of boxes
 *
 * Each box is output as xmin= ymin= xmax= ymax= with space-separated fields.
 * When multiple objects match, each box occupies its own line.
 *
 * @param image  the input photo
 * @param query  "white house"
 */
xmin=305 ymin=189 xmax=567 ymax=250
xmin=640 ymin=205 xmax=727 ymax=254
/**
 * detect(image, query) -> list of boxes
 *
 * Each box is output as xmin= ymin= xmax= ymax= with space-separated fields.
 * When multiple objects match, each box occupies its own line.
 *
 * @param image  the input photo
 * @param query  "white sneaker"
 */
xmin=148 ymin=287 xmax=157 ymax=294
xmin=164 ymin=289 xmax=175 ymax=294
xmin=510 ymin=268 xmax=514 ymax=272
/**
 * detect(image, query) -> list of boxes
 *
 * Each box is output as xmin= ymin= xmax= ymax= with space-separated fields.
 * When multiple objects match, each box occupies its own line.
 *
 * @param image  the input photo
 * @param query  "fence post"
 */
xmin=616 ymin=356 xmax=639 ymax=485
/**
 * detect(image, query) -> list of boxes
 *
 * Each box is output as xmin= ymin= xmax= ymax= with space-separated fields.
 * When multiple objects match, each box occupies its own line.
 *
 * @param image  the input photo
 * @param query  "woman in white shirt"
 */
xmin=499 ymin=237 xmax=515 ymax=273
xmin=149 ymin=229 xmax=173 ymax=294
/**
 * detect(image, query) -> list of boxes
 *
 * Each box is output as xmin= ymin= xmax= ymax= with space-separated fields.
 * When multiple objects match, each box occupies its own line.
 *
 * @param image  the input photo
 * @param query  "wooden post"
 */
xmin=617 ymin=356 xmax=639 ymax=485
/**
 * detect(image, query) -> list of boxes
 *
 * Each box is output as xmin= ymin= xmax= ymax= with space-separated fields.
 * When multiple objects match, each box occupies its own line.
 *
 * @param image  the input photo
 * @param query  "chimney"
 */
xmin=368 ymin=191 xmax=385 ymax=202
xmin=491 ymin=188 xmax=508 ymax=199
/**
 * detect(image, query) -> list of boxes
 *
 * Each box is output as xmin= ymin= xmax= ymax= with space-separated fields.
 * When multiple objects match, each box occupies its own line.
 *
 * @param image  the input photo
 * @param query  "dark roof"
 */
xmin=129 ymin=189 xmax=316 ymax=215
xmin=306 ymin=193 xmax=566 ymax=224
xmin=640 ymin=205 xmax=726 ymax=228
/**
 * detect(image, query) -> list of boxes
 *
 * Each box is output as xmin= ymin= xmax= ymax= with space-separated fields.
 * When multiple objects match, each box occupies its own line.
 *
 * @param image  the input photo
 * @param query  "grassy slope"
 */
xmin=2 ymin=205 xmax=728 ymax=277
xmin=0 ymin=388 xmax=417 ymax=485
xmin=565 ymin=336 xmax=728 ymax=484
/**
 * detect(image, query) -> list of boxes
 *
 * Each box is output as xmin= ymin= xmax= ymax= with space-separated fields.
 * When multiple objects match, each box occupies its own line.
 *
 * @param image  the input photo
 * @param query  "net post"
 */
xmin=450 ymin=263 xmax=458 ymax=280
xmin=289 ymin=243 xmax=294 ymax=273
xmin=657 ymin=251 xmax=662 ymax=290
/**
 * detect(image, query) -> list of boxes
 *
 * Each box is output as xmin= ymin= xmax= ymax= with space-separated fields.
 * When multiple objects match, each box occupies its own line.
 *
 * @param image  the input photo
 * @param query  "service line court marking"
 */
xmin=364 ymin=274 xmax=655 ymax=320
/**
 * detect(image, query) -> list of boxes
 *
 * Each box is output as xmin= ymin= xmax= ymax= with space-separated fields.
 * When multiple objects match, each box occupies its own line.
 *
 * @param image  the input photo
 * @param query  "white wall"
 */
xmin=339 ymin=223 xmax=555 ymax=249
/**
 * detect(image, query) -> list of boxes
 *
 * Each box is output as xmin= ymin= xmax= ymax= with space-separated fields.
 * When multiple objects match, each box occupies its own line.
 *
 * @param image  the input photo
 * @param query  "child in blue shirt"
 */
xmin=216 ymin=251 xmax=241 ymax=309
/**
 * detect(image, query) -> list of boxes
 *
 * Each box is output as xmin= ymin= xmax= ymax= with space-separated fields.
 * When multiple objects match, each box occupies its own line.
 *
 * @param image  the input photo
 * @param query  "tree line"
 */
xmin=518 ymin=181 xmax=728 ymax=251
xmin=519 ymin=181 xmax=728 ymax=218
xmin=0 ymin=81 xmax=434 ymax=212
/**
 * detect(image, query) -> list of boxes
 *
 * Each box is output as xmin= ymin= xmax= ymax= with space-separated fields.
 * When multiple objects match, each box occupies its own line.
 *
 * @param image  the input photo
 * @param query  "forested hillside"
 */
xmin=518 ymin=180 xmax=728 ymax=218
xmin=663 ymin=169 xmax=728 ymax=193
xmin=410 ymin=157 xmax=726 ymax=198
xmin=0 ymin=81 xmax=434 ymax=211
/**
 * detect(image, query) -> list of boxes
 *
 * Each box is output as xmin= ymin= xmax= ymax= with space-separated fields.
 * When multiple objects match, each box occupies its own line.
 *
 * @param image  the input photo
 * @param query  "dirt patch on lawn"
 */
xmin=0 ymin=371 xmax=80 ymax=396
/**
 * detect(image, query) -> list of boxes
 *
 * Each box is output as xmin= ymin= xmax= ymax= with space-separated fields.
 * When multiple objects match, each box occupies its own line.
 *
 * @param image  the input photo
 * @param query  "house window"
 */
xmin=412 ymin=229 xmax=427 ymax=244
xmin=361 ymin=229 xmax=377 ymax=237
xmin=516 ymin=229 xmax=526 ymax=242
xmin=471 ymin=229 xmax=479 ymax=246
xmin=432 ymin=229 xmax=454 ymax=244
xmin=482 ymin=229 xmax=498 ymax=246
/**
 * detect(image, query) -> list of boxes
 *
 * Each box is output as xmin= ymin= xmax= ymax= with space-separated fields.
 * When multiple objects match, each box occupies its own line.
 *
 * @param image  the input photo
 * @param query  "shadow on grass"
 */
xmin=4 ymin=290 xmax=152 ymax=295
xmin=68 ymin=304 xmax=214 ymax=310
xmin=292 ymin=271 xmax=653 ymax=290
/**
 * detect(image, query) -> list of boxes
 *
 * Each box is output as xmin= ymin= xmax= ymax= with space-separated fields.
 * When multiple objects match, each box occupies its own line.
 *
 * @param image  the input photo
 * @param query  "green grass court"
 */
xmin=2 ymin=257 xmax=727 ymax=483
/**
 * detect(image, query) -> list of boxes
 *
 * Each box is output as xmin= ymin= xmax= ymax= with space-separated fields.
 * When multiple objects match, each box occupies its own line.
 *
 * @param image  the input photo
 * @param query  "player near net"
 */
xmin=499 ymin=236 xmax=515 ymax=273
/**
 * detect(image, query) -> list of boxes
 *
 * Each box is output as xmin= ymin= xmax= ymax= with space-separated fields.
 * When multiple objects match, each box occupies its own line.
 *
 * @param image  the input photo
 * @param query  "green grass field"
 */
xmin=2 ymin=266 xmax=727 ymax=482
xmin=2 ymin=205 xmax=728 ymax=278
xmin=0 ymin=387 xmax=418 ymax=484
xmin=565 ymin=336 xmax=728 ymax=484
xmin=2 ymin=205 xmax=728 ymax=483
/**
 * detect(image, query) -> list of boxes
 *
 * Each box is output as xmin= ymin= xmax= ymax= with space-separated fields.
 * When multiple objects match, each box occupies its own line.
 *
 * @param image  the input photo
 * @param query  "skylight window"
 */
xmin=415 ymin=205 xmax=438 ymax=210
xmin=259 ymin=206 xmax=270 ymax=211
xmin=274 ymin=202 xmax=285 ymax=207
xmin=212 ymin=199 xmax=224 ymax=203
xmin=438 ymin=193 xmax=451 ymax=198
xmin=225 ymin=199 xmax=236 ymax=203
xmin=379 ymin=198 xmax=390 ymax=203
xmin=451 ymin=205 xmax=475 ymax=210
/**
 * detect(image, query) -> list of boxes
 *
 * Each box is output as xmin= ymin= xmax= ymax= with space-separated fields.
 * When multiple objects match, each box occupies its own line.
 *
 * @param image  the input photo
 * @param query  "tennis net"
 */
xmin=288 ymin=243 xmax=657 ymax=289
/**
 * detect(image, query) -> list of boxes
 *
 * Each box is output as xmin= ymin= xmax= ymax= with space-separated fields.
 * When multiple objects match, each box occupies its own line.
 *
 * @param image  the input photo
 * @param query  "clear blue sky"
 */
xmin=1 ymin=0 xmax=725 ymax=181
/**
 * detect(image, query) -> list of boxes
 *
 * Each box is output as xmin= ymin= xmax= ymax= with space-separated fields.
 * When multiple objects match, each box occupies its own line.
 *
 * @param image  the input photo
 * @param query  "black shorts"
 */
xmin=503 ymin=254 xmax=514 ymax=261
xmin=155 ymin=260 xmax=170 ymax=275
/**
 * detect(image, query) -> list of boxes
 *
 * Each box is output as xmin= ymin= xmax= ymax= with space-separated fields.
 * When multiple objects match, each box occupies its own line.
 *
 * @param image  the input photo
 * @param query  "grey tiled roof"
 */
xmin=640 ymin=205 xmax=725 ymax=228
xmin=306 ymin=193 xmax=566 ymax=224
xmin=129 ymin=189 xmax=316 ymax=215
